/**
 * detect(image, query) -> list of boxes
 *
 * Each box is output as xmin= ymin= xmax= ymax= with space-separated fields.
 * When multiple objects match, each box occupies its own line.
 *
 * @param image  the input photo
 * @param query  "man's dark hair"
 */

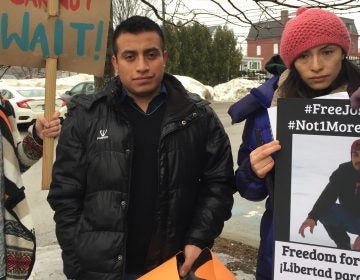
xmin=112 ymin=16 xmax=165 ymax=56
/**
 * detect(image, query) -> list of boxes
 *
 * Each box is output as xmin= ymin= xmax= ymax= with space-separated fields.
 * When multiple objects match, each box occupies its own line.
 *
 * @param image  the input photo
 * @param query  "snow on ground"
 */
xmin=174 ymin=75 xmax=212 ymax=99
xmin=212 ymin=78 xmax=261 ymax=102
xmin=1 ymin=74 xmax=261 ymax=102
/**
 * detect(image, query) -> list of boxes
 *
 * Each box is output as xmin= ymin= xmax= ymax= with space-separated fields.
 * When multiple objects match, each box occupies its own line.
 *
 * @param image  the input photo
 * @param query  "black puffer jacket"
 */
xmin=48 ymin=74 xmax=234 ymax=280
xmin=308 ymin=161 xmax=360 ymax=220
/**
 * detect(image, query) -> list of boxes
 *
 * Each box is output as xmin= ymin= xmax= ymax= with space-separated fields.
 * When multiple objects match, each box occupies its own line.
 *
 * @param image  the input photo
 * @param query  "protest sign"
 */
xmin=0 ymin=0 xmax=110 ymax=76
xmin=274 ymin=98 xmax=360 ymax=279
xmin=1 ymin=0 xmax=110 ymax=189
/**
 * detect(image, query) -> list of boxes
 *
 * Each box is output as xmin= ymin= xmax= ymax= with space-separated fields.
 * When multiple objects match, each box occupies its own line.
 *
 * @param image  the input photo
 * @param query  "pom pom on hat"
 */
xmin=280 ymin=7 xmax=351 ymax=68
xmin=296 ymin=6 xmax=308 ymax=16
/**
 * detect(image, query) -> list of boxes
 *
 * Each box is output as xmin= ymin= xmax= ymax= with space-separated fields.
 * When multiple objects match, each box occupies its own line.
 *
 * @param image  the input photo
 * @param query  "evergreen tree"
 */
xmin=164 ymin=22 xmax=242 ymax=86
xmin=177 ymin=25 xmax=193 ymax=76
xmin=163 ymin=24 xmax=180 ymax=75
xmin=209 ymin=26 xmax=241 ymax=85
xmin=187 ymin=23 xmax=212 ymax=84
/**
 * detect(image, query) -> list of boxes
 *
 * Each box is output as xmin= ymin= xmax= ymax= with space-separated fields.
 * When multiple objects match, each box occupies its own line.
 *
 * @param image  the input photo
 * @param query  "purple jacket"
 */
xmin=228 ymin=76 xmax=279 ymax=280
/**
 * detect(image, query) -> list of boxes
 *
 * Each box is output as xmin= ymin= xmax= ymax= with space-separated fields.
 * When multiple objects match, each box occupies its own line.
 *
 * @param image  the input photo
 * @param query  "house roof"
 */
xmin=247 ymin=15 xmax=359 ymax=41
xmin=340 ymin=17 xmax=359 ymax=36
xmin=247 ymin=20 xmax=284 ymax=40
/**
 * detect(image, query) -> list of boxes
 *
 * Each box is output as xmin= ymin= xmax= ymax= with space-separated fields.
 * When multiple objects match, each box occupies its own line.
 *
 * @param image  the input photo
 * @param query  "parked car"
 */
xmin=0 ymin=85 xmax=67 ymax=125
xmin=60 ymin=81 xmax=95 ymax=103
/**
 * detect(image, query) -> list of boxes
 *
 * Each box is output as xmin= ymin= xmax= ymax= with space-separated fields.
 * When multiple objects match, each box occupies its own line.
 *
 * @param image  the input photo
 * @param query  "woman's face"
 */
xmin=294 ymin=44 xmax=343 ymax=91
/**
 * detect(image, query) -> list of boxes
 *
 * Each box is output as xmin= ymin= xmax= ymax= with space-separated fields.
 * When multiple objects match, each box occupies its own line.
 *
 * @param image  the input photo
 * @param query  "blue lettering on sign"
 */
xmin=29 ymin=22 xmax=49 ymax=56
xmin=70 ymin=22 xmax=94 ymax=56
xmin=94 ymin=20 xmax=104 ymax=61
xmin=0 ymin=11 xmax=104 ymax=61
xmin=54 ymin=19 xmax=64 ymax=56
xmin=1 ymin=12 xmax=29 ymax=50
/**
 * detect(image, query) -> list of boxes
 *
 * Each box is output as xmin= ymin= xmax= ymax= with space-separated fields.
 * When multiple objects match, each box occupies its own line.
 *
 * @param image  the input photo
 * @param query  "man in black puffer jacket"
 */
xmin=47 ymin=16 xmax=235 ymax=280
xmin=299 ymin=139 xmax=360 ymax=251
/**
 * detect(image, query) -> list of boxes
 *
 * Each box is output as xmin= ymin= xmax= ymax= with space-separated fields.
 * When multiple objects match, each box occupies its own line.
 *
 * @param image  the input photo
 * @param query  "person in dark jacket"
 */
xmin=228 ymin=7 xmax=360 ymax=280
xmin=299 ymin=139 xmax=360 ymax=251
xmin=47 ymin=16 xmax=234 ymax=280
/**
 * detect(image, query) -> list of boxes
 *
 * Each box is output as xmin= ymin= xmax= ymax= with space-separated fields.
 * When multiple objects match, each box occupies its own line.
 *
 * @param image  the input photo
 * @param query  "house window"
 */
xmin=273 ymin=43 xmax=279 ymax=54
xmin=249 ymin=61 xmax=260 ymax=70
xmin=346 ymin=23 xmax=353 ymax=33
xmin=256 ymin=45 xmax=261 ymax=56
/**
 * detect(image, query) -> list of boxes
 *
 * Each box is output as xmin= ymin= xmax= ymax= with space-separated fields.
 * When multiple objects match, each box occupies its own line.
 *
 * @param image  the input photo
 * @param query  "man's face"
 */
xmin=351 ymin=150 xmax=360 ymax=171
xmin=111 ymin=31 xmax=168 ymax=100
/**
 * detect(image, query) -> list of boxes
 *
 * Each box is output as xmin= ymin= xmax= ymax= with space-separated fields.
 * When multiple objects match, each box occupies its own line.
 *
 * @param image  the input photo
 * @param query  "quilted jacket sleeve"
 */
xmin=47 ymin=105 xmax=86 ymax=279
xmin=235 ymin=117 xmax=269 ymax=201
xmin=184 ymin=107 xmax=235 ymax=248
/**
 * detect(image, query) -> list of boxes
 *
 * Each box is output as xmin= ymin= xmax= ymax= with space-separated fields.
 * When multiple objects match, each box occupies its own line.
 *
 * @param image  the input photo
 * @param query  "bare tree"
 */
xmin=141 ymin=0 xmax=360 ymax=29
xmin=0 ymin=66 xmax=10 ymax=79
xmin=112 ymin=0 xmax=157 ymax=26
xmin=140 ymin=0 xmax=198 ymax=26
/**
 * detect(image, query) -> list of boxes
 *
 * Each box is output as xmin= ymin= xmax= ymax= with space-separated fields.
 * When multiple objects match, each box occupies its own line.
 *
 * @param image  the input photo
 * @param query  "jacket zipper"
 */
xmin=120 ymin=119 xmax=133 ymax=276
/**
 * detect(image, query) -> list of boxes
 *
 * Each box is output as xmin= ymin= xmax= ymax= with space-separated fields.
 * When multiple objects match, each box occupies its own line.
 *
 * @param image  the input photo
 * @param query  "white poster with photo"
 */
xmin=273 ymin=98 xmax=360 ymax=279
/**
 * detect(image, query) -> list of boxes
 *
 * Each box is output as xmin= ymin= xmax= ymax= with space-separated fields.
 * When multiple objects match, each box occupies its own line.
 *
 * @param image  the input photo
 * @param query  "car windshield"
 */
xmin=17 ymin=88 xmax=45 ymax=97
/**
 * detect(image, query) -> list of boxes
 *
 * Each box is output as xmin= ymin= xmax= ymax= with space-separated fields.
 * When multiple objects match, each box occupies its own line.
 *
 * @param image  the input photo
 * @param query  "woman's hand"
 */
xmin=250 ymin=140 xmax=281 ymax=178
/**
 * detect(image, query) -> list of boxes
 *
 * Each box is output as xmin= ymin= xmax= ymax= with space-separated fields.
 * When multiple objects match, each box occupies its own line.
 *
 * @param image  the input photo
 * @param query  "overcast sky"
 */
xmin=160 ymin=0 xmax=360 ymax=47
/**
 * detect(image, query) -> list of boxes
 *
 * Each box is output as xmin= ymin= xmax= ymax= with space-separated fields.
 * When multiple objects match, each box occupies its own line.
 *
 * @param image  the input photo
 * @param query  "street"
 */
xmin=209 ymin=101 xmax=264 ymax=247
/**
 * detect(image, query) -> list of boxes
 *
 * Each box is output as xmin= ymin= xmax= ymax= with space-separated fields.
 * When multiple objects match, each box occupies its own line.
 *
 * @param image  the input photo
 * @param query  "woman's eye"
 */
xmin=323 ymin=50 xmax=333 ymax=55
xmin=298 ymin=54 xmax=308 ymax=60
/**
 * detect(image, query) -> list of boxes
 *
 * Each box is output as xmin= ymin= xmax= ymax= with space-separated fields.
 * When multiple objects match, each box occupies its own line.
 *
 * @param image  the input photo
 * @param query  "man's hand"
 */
xmin=179 ymin=245 xmax=202 ymax=277
xmin=353 ymin=235 xmax=360 ymax=251
xmin=35 ymin=111 xmax=61 ymax=139
xmin=299 ymin=218 xmax=316 ymax=238
xmin=250 ymin=140 xmax=281 ymax=179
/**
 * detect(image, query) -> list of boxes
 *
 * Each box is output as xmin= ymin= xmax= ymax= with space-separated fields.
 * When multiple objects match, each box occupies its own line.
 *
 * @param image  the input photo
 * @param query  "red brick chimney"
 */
xmin=281 ymin=10 xmax=289 ymax=25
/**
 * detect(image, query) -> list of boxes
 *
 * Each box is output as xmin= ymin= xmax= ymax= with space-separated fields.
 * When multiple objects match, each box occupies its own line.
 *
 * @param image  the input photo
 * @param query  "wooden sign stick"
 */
xmin=42 ymin=0 xmax=59 ymax=190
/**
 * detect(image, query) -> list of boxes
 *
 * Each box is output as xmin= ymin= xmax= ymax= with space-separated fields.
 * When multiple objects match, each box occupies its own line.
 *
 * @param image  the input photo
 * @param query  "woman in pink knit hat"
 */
xmin=228 ymin=7 xmax=360 ymax=280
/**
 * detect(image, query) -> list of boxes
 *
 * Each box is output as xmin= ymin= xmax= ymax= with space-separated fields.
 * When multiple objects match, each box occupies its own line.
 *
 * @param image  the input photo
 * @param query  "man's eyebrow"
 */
xmin=144 ymin=47 xmax=161 ymax=52
xmin=120 ymin=47 xmax=160 ymax=55
xmin=121 ymin=50 xmax=137 ymax=54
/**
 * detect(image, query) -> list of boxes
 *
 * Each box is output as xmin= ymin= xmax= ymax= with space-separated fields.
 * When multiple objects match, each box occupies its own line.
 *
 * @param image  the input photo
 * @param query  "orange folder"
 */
xmin=138 ymin=248 xmax=236 ymax=280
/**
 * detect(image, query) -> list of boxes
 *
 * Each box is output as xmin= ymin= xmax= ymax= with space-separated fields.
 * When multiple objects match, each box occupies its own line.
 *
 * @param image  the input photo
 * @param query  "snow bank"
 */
xmin=174 ymin=76 xmax=261 ymax=102
xmin=1 ymin=74 xmax=261 ymax=102
xmin=212 ymin=78 xmax=261 ymax=102
xmin=174 ymin=75 xmax=211 ymax=99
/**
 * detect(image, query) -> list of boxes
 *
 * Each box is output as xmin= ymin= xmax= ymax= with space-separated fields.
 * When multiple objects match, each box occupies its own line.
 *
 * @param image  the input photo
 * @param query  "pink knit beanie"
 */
xmin=280 ymin=7 xmax=351 ymax=68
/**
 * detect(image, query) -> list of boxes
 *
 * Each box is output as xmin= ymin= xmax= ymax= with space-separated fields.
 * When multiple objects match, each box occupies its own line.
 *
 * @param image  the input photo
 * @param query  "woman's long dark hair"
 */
xmin=279 ymin=58 xmax=360 ymax=98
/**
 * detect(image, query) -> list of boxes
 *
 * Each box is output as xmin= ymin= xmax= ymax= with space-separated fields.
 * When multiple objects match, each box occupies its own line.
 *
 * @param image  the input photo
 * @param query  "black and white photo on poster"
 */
xmin=273 ymin=98 xmax=360 ymax=280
